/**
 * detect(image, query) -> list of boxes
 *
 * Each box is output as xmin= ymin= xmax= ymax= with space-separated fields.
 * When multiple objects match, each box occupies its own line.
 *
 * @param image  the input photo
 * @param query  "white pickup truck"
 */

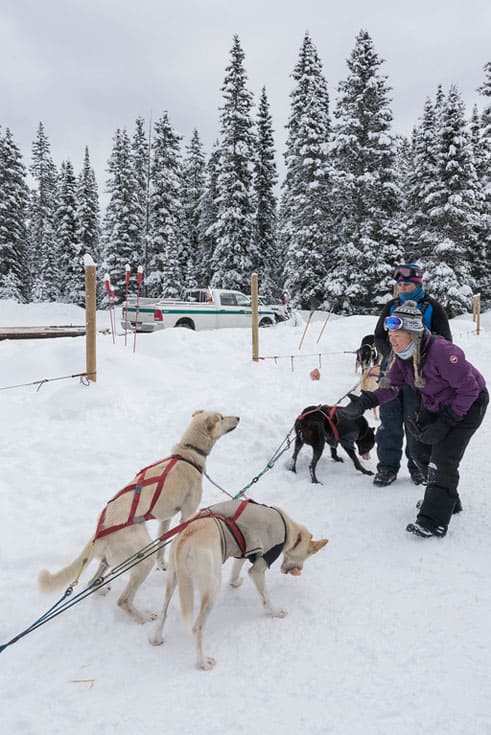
xmin=121 ymin=288 xmax=276 ymax=332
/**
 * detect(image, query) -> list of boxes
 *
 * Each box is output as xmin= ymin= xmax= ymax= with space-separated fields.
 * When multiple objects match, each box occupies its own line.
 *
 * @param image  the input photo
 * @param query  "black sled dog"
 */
xmin=355 ymin=334 xmax=378 ymax=372
xmin=289 ymin=404 xmax=375 ymax=484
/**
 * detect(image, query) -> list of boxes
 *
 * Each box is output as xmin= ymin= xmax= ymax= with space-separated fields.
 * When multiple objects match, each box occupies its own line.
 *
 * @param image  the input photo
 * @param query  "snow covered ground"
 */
xmin=0 ymin=300 xmax=490 ymax=735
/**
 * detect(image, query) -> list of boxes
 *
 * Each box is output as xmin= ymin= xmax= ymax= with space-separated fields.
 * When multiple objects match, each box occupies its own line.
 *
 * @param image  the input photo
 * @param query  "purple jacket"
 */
xmin=375 ymin=335 xmax=486 ymax=417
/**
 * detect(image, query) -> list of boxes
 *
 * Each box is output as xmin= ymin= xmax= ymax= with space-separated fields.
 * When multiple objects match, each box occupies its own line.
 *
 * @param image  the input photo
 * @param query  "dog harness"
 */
xmin=203 ymin=499 xmax=288 ymax=567
xmin=94 ymin=454 xmax=203 ymax=541
xmin=296 ymin=405 xmax=340 ymax=443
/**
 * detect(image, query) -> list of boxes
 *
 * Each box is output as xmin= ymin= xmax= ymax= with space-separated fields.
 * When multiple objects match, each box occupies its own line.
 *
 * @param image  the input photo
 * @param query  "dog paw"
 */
xmin=155 ymin=560 xmax=167 ymax=572
xmin=229 ymin=577 xmax=243 ymax=588
xmin=198 ymin=656 xmax=216 ymax=670
xmin=149 ymin=633 xmax=164 ymax=646
xmin=270 ymin=608 xmax=288 ymax=618
xmin=362 ymin=470 xmax=374 ymax=476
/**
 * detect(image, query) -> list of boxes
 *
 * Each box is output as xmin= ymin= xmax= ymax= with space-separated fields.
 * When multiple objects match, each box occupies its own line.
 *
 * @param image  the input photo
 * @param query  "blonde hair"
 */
xmin=412 ymin=342 xmax=426 ymax=388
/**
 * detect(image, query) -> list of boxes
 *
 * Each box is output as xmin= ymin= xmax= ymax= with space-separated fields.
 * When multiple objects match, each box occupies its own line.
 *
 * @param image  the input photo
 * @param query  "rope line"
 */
xmin=0 ymin=372 xmax=94 ymax=392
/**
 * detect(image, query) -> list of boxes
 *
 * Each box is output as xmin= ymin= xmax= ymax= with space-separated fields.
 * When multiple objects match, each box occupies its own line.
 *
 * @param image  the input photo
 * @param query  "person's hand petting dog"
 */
xmin=343 ymin=391 xmax=379 ymax=419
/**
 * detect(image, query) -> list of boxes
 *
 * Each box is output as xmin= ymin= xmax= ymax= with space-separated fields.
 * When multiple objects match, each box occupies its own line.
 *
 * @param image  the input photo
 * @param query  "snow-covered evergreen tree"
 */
xmin=56 ymin=160 xmax=83 ymax=303
xmin=210 ymin=35 xmax=257 ymax=292
xmin=0 ymin=127 xmax=29 ymax=301
xmin=131 ymin=116 xmax=150 ymax=271
xmin=103 ymin=128 xmax=143 ymax=301
xmin=279 ymin=32 xmax=332 ymax=309
xmin=181 ymin=129 xmax=206 ymax=288
xmin=406 ymin=98 xmax=442 ymax=257
xmin=147 ymin=111 xmax=184 ymax=298
xmin=424 ymin=85 xmax=480 ymax=313
xmin=76 ymin=146 xmax=100 ymax=264
xmin=196 ymin=141 xmax=221 ymax=286
xmin=477 ymin=61 xmax=491 ymax=303
xmin=254 ymin=86 xmax=279 ymax=297
xmin=328 ymin=29 xmax=404 ymax=313
xmin=28 ymin=122 xmax=59 ymax=301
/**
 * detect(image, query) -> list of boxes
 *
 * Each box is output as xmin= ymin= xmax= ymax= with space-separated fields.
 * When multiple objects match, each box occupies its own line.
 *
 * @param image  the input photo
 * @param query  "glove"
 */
xmin=342 ymin=391 xmax=379 ymax=419
xmin=408 ymin=406 xmax=462 ymax=445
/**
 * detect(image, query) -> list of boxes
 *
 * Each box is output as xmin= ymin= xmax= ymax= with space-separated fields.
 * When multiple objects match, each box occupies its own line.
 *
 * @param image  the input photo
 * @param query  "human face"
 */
xmin=388 ymin=330 xmax=413 ymax=353
xmin=397 ymin=281 xmax=418 ymax=295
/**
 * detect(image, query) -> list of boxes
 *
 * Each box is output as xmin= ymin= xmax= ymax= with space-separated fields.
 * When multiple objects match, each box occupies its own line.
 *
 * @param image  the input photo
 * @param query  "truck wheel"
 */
xmin=259 ymin=317 xmax=274 ymax=328
xmin=175 ymin=318 xmax=195 ymax=330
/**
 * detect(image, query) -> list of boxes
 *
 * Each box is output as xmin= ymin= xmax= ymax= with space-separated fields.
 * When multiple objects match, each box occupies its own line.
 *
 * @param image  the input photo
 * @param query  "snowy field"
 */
xmin=0 ymin=300 xmax=490 ymax=735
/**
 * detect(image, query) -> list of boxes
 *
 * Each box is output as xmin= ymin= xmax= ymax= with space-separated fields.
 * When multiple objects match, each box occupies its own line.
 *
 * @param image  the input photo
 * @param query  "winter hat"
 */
xmin=393 ymin=262 xmax=424 ymax=286
xmin=391 ymin=300 xmax=425 ymax=342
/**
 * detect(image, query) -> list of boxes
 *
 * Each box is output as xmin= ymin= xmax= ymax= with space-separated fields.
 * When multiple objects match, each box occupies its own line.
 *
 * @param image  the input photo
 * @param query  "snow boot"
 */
xmin=406 ymin=521 xmax=447 ymax=538
xmin=373 ymin=470 xmax=397 ymax=487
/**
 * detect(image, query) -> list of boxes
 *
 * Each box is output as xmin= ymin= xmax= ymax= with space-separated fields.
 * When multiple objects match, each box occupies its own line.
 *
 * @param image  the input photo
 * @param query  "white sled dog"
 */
xmin=149 ymin=498 xmax=328 ymax=669
xmin=39 ymin=411 xmax=240 ymax=623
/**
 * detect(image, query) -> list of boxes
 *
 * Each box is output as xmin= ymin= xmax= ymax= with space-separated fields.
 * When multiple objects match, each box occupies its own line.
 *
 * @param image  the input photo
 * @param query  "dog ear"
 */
xmin=205 ymin=413 xmax=220 ymax=431
xmin=309 ymin=538 xmax=328 ymax=555
xmin=192 ymin=410 xmax=205 ymax=417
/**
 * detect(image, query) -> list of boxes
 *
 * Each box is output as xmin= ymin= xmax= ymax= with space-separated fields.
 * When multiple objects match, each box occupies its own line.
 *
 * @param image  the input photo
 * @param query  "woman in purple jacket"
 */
xmin=344 ymin=300 xmax=488 ymax=538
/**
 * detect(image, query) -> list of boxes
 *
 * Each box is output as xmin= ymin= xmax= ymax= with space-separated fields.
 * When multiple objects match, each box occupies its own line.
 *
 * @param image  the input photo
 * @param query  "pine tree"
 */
xmin=131 ymin=117 xmax=150 ymax=272
xmin=103 ymin=128 xmax=143 ymax=301
xmin=147 ymin=111 xmax=184 ymax=298
xmin=29 ymin=122 xmax=59 ymax=301
xmin=76 ymin=147 xmax=101 ymax=264
xmin=406 ymin=98 xmax=442 ymax=257
xmin=254 ymin=87 xmax=279 ymax=297
xmin=211 ymin=35 xmax=257 ymax=292
xmin=328 ymin=29 xmax=404 ymax=313
xmin=181 ymin=129 xmax=206 ymax=288
xmin=0 ymin=128 xmax=29 ymax=301
xmin=279 ymin=32 xmax=332 ymax=309
xmin=196 ymin=141 xmax=221 ymax=286
xmin=477 ymin=62 xmax=491 ymax=302
xmin=425 ymin=85 xmax=480 ymax=313
xmin=56 ymin=160 xmax=83 ymax=304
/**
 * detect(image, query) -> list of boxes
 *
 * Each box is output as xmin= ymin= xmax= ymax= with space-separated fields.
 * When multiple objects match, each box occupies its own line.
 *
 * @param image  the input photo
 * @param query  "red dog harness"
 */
xmin=296 ymin=404 xmax=340 ymax=443
xmin=94 ymin=455 xmax=203 ymax=541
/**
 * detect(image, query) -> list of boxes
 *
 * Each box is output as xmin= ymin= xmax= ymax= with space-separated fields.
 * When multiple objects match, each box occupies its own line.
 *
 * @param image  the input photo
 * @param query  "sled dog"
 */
xmin=149 ymin=498 xmax=328 ymax=669
xmin=38 ymin=411 xmax=240 ymax=623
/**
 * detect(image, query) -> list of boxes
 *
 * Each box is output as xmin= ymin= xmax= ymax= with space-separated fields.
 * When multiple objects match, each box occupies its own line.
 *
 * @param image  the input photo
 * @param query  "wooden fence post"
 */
xmin=251 ymin=273 xmax=259 ymax=362
xmin=84 ymin=254 xmax=97 ymax=382
xmin=474 ymin=293 xmax=481 ymax=335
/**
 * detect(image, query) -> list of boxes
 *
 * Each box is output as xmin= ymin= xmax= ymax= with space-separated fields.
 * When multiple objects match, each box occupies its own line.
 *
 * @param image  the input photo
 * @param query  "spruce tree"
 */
xmin=280 ymin=32 xmax=331 ymax=309
xmin=147 ymin=111 xmax=184 ymax=298
xmin=196 ymin=141 xmax=221 ymax=286
xmin=425 ymin=85 xmax=479 ymax=313
xmin=28 ymin=122 xmax=59 ymax=301
xmin=328 ymin=29 xmax=404 ymax=313
xmin=131 ymin=116 xmax=150 ymax=272
xmin=56 ymin=160 xmax=83 ymax=304
xmin=254 ymin=87 xmax=279 ymax=297
xmin=211 ymin=35 xmax=257 ymax=292
xmin=0 ymin=128 xmax=29 ymax=301
xmin=76 ymin=147 xmax=101 ymax=263
xmin=103 ymin=128 xmax=143 ymax=301
xmin=181 ymin=129 xmax=206 ymax=288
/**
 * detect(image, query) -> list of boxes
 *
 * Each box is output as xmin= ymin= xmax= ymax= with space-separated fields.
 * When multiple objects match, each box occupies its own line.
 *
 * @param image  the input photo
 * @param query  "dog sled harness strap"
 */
xmin=93 ymin=454 xmax=203 ymax=541
xmin=200 ymin=498 xmax=251 ymax=558
xmin=320 ymin=405 xmax=340 ymax=443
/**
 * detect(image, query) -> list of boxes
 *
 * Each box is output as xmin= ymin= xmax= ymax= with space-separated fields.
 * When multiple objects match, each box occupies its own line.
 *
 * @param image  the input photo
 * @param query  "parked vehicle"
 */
xmin=121 ymin=288 xmax=276 ymax=332
xmin=257 ymin=296 xmax=290 ymax=323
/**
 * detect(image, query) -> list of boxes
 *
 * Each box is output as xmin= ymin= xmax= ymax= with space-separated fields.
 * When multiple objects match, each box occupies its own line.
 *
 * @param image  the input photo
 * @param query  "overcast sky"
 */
xmin=1 ymin=0 xmax=490 ymax=194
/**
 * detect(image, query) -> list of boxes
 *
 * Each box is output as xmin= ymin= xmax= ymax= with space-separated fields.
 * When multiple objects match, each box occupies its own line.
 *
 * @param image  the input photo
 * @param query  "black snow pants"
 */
xmin=407 ymin=388 xmax=489 ymax=534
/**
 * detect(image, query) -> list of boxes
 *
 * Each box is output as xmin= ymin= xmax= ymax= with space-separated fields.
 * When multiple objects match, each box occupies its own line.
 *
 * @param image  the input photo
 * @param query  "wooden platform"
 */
xmin=0 ymin=325 xmax=86 ymax=340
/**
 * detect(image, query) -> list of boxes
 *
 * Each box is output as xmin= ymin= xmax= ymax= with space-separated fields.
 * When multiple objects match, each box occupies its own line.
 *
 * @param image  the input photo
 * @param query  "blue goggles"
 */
xmin=384 ymin=316 xmax=404 ymax=331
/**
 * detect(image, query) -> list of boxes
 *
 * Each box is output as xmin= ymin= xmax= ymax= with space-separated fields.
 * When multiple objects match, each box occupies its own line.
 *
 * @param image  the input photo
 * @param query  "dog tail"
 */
xmin=176 ymin=565 xmax=195 ymax=630
xmin=38 ymin=539 xmax=95 ymax=592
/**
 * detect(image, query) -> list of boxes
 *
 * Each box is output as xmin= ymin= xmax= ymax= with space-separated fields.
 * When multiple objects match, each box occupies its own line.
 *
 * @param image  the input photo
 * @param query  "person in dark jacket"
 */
xmin=344 ymin=301 xmax=488 ymax=538
xmin=372 ymin=263 xmax=452 ymax=487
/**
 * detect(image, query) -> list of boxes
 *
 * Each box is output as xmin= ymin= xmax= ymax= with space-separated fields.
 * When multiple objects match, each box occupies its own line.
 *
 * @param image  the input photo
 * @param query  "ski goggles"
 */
xmin=384 ymin=315 xmax=423 ymax=332
xmin=393 ymin=265 xmax=423 ymax=281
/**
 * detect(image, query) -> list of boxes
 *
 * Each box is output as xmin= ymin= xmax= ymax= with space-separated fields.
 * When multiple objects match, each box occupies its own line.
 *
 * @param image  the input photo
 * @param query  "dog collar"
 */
xmin=183 ymin=443 xmax=208 ymax=458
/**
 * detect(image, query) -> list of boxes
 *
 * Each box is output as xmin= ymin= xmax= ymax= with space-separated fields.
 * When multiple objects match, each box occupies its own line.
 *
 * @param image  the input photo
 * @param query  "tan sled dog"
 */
xmin=38 ymin=411 xmax=240 ymax=623
xmin=149 ymin=498 xmax=328 ymax=669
